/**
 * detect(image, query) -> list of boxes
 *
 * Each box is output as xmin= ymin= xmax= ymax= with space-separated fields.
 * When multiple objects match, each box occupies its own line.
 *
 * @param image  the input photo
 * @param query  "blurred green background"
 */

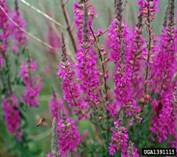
xmin=0 ymin=0 xmax=176 ymax=156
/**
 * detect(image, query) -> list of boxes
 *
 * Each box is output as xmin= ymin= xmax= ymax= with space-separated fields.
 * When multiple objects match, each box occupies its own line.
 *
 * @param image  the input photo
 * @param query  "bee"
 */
xmin=36 ymin=117 xmax=47 ymax=127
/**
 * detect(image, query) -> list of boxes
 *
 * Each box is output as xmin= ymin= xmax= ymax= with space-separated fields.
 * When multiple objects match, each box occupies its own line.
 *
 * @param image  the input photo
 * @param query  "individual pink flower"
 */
xmin=2 ymin=95 xmax=20 ymax=135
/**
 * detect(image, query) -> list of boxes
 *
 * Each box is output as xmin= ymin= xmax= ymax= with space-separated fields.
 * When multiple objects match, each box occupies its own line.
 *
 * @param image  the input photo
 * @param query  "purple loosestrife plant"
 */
xmin=107 ymin=0 xmax=141 ymax=123
xmin=57 ymin=34 xmax=87 ymax=119
xmin=46 ymin=0 xmax=176 ymax=156
xmin=74 ymin=1 xmax=101 ymax=107
xmin=76 ymin=45 xmax=100 ymax=106
xmin=149 ymin=0 xmax=176 ymax=144
xmin=1 ymin=0 xmax=177 ymax=156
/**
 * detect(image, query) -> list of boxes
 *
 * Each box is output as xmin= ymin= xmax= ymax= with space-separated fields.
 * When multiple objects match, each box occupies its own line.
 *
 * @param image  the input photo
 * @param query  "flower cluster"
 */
xmin=0 ymin=0 xmax=9 ymax=69
xmin=74 ymin=1 xmax=100 ymax=106
xmin=149 ymin=0 xmax=176 ymax=143
xmin=57 ymin=118 xmax=80 ymax=156
xmin=150 ymin=92 xmax=176 ymax=143
xmin=20 ymin=59 xmax=42 ymax=107
xmin=150 ymin=47 xmax=176 ymax=143
xmin=126 ymin=26 xmax=146 ymax=100
xmin=10 ymin=10 xmax=26 ymax=53
xmin=127 ymin=142 xmax=139 ymax=157
xmin=73 ymin=1 xmax=95 ymax=44
xmin=0 ymin=0 xmax=9 ymax=52
xmin=0 ymin=0 xmax=27 ymax=65
xmin=106 ymin=11 xmax=142 ymax=119
xmin=2 ymin=95 xmax=20 ymax=135
xmin=57 ymin=57 xmax=81 ymax=108
xmin=109 ymin=121 xmax=128 ymax=156
xmin=57 ymin=34 xmax=87 ymax=119
xmin=137 ymin=0 xmax=159 ymax=21
xmin=76 ymin=46 xmax=100 ymax=106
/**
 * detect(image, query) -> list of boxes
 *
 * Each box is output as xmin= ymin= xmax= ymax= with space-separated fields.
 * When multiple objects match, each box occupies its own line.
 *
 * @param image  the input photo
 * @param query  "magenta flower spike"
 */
xmin=57 ymin=118 xmax=80 ymax=156
xmin=0 ymin=0 xmax=10 ymax=52
xmin=10 ymin=10 xmax=27 ymax=53
xmin=2 ymin=95 xmax=20 ymax=135
xmin=149 ymin=0 xmax=176 ymax=144
xmin=20 ymin=59 xmax=42 ymax=107
xmin=106 ymin=7 xmax=142 ymax=119
xmin=109 ymin=121 xmax=128 ymax=156
xmin=137 ymin=0 xmax=159 ymax=21
xmin=0 ymin=0 xmax=10 ymax=69
xmin=73 ymin=1 xmax=100 ymax=106
xmin=73 ymin=1 xmax=95 ymax=45
xmin=57 ymin=34 xmax=87 ymax=119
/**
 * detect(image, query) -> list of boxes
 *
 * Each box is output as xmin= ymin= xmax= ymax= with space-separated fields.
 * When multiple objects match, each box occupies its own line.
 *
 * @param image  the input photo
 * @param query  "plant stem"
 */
xmin=90 ymin=26 xmax=109 ymax=102
xmin=61 ymin=0 xmax=77 ymax=53
xmin=144 ymin=0 xmax=152 ymax=94
xmin=4 ymin=54 xmax=12 ymax=95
